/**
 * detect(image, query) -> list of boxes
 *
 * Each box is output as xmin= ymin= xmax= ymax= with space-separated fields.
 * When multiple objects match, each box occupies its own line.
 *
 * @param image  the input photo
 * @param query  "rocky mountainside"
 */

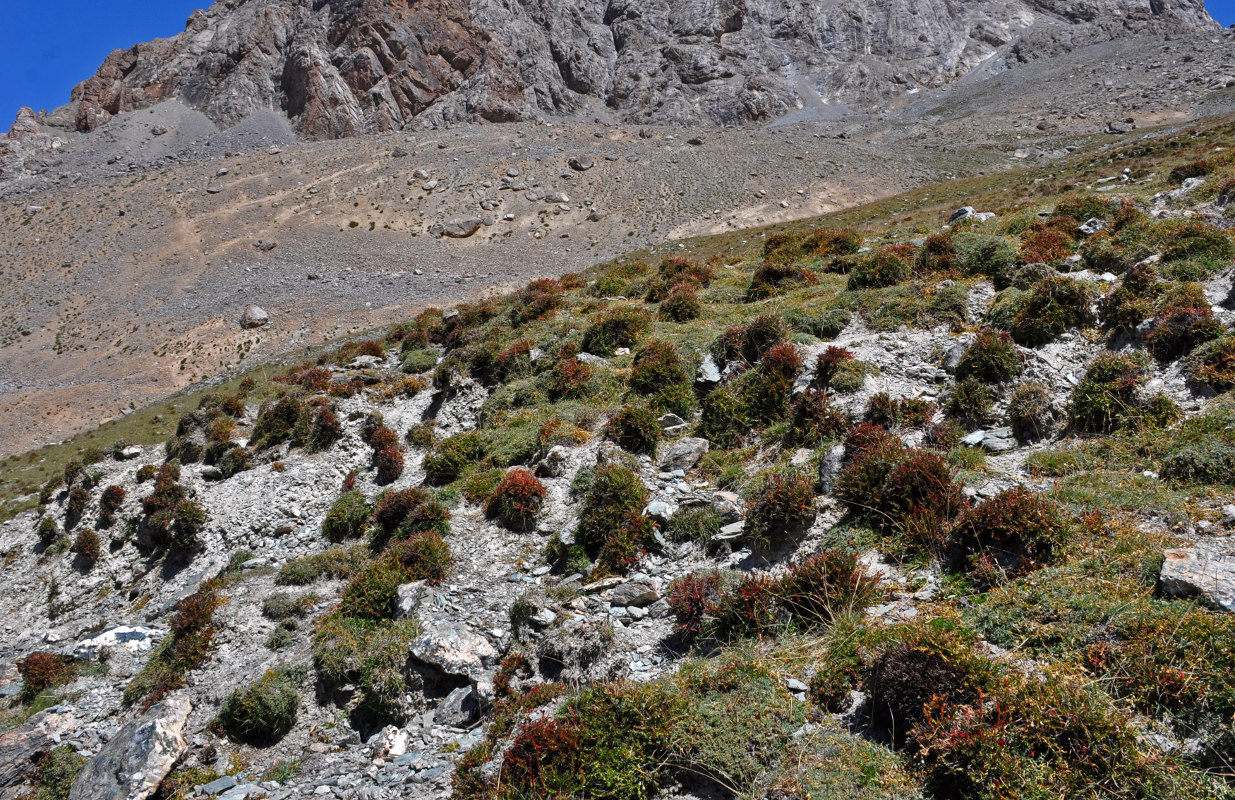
xmin=58 ymin=0 xmax=1217 ymax=137
xmin=2 ymin=113 xmax=1235 ymax=800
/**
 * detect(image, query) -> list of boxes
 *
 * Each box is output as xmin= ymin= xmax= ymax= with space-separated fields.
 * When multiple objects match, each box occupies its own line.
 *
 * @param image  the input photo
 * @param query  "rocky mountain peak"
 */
xmin=59 ymin=0 xmax=1216 ymax=138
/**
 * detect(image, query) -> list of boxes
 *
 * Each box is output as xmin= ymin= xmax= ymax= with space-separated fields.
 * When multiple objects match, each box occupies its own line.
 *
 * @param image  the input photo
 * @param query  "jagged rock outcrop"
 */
xmin=0 ymin=107 xmax=64 ymax=181
xmin=58 ymin=0 xmax=1216 ymax=137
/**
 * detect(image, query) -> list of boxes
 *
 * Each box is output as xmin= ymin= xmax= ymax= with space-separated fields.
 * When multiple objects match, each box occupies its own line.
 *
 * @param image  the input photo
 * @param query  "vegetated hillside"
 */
xmin=3 ymin=117 xmax=1235 ymax=800
xmin=54 ymin=0 xmax=1217 ymax=137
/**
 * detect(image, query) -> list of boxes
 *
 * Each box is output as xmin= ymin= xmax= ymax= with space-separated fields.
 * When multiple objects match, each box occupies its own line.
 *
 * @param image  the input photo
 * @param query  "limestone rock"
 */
xmin=430 ymin=218 xmax=483 ymax=239
xmin=658 ymin=437 xmax=710 ymax=471
xmin=1160 ymin=544 xmax=1235 ymax=612
xmin=409 ymin=624 xmax=498 ymax=697
xmin=68 ymin=695 xmax=191 ymax=800
xmin=239 ymin=305 xmax=269 ymax=329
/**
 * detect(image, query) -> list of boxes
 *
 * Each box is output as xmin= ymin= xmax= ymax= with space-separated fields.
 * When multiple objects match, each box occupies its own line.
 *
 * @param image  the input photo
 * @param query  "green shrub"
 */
xmin=136 ymin=464 xmax=156 ymax=482
xmin=401 ymin=348 xmax=439 ymax=374
xmin=1054 ymin=193 xmax=1114 ymax=222
xmin=744 ymin=471 xmax=816 ymax=547
xmin=123 ymin=579 xmax=223 ymax=709
xmin=340 ymin=561 xmax=409 ymax=621
xmin=511 ymin=278 xmax=564 ymax=326
xmin=65 ymin=486 xmax=89 ymax=529
xmin=629 ymin=341 xmax=688 ymax=395
xmin=251 ymin=396 xmax=304 ymax=450
xmin=699 ymin=387 xmax=749 ymax=449
xmin=486 ymin=469 xmax=547 ymax=531
xmin=1006 ymin=276 xmax=1095 ymax=347
xmin=763 ymin=227 xmax=862 ymax=264
xmin=576 ymin=465 xmax=652 ymax=574
xmin=312 ymin=614 xmax=420 ymax=724
xmin=747 ymin=262 xmax=819 ymax=300
xmin=946 ymin=377 xmax=995 ymax=426
xmin=1161 ymin=442 xmax=1235 ymax=485
xmin=31 ymin=746 xmax=85 ymax=800
xmin=37 ymin=516 xmax=58 ymax=547
xmin=953 ymin=232 xmax=1019 ymax=287
xmin=322 ymin=491 xmax=371 ymax=543
xmin=582 ymin=306 xmax=651 ymax=356
xmin=605 ymin=405 xmax=660 ymax=455
xmin=214 ymin=669 xmax=300 ymax=744
xmin=956 ymin=328 xmax=1022 ymax=383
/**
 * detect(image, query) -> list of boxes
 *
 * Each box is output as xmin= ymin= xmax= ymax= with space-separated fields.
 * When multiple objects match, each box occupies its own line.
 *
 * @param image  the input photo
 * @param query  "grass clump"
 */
xmin=322 ymin=490 xmax=370 ymax=543
xmin=660 ymin=283 xmax=702 ymax=321
xmin=582 ymin=306 xmax=651 ymax=356
xmin=275 ymin=546 xmax=366 ymax=585
xmin=313 ymin=614 xmax=421 ymax=725
xmin=1006 ymin=381 xmax=1055 ymax=440
xmin=747 ymin=262 xmax=819 ymax=300
xmin=1002 ymin=276 xmax=1095 ymax=347
xmin=849 ymin=244 xmax=914 ymax=289
xmin=575 ymin=464 xmax=654 ymax=575
xmin=1068 ymin=352 xmax=1149 ymax=433
xmin=213 ymin=668 xmax=301 ymax=745
xmin=955 ymin=328 xmax=1022 ymax=383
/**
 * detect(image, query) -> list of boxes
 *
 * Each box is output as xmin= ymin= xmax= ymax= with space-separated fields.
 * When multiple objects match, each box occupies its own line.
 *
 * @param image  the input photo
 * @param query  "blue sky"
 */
xmin=0 ymin=0 xmax=1233 ymax=128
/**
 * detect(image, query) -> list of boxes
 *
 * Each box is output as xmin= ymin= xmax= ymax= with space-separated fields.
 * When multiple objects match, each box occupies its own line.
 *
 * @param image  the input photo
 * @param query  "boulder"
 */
xmin=433 ymin=686 xmax=481 ymax=728
xmin=1160 ymin=545 xmax=1235 ymax=612
xmin=658 ymin=437 xmax=710 ymax=471
xmin=818 ymin=444 xmax=846 ymax=494
xmin=395 ymin=581 xmax=428 ymax=619
xmin=568 ymin=154 xmax=595 ymax=172
xmin=430 ymin=218 xmax=483 ymax=239
xmin=409 ymin=625 xmax=498 ymax=697
xmin=73 ymin=626 xmax=165 ymax=661
xmin=609 ymin=581 xmax=659 ymax=608
xmin=68 ymin=695 xmax=191 ymax=800
xmin=239 ymin=305 xmax=269 ymax=329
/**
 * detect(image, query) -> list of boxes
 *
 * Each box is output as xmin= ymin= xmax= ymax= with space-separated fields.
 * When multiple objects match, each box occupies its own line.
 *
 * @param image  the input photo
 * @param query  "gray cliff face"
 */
xmin=58 ymin=0 xmax=1218 ymax=137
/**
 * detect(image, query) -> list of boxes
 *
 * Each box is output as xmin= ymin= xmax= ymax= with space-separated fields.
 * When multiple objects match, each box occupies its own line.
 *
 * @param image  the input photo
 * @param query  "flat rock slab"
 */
xmin=1161 ymin=544 xmax=1235 ymax=612
xmin=69 ymin=695 xmax=191 ymax=800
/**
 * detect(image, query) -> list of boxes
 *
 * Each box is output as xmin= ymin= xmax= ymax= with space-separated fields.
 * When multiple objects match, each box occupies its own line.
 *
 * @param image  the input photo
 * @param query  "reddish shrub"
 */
xmin=718 ymin=314 xmax=787 ymax=365
xmin=367 ymin=425 xmax=399 ymax=451
xmin=843 ymin=422 xmax=903 ymax=462
xmin=660 ymin=282 xmax=702 ymax=322
xmin=496 ymin=339 xmax=536 ymax=382
xmin=101 ymin=485 xmax=126 ymax=513
xmin=486 ymin=468 xmax=547 ymax=531
xmin=1144 ymin=305 xmax=1224 ymax=361
xmin=711 ymin=575 xmax=780 ymax=639
xmin=746 ymin=343 xmax=803 ymax=422
xmin=788 ymin=388 xmax=850 ymax=447
xmin=1018 ymin=217 xmax=1079 ymax=264
xmin=747 ymin=262 xmax=820 ymax=300
xmin=744 ymin=471 xmax=816 ymax=546
xmin=17 ymin=651 xmax=73 ymax=693
xmin=777 ymin=551 xmax=881 ymax=625
xmin=881 ymin=450 xmax=966 ymax=552
xmin=374 ymin=488 xmax=433 ymax=536
xmin=511 ymin=278 xmax=564 ymax=326
xmin=73 ymin=528 xmax=101 ymax=566
xmin=548 ymin=356 xmax=594 ymax=400
xmin=373 ymin=446 xmax=404 ymax=485
xmin=668 ymin=571 xmax=723 ymax=642
xmin=309 ymin=405 xmax=343 ymax=451
xmin=915 ymin=232 xmax=958 ymax=275
xmin=815 ymin=346 xmax=855 ymax=386
xmin=948 ymin=487 xmax=1068 ymax=587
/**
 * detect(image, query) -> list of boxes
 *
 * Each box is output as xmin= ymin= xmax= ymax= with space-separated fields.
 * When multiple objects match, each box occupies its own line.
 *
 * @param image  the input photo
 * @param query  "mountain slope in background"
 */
xmin=51 ymin=0 xmax=1217 ymax=138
